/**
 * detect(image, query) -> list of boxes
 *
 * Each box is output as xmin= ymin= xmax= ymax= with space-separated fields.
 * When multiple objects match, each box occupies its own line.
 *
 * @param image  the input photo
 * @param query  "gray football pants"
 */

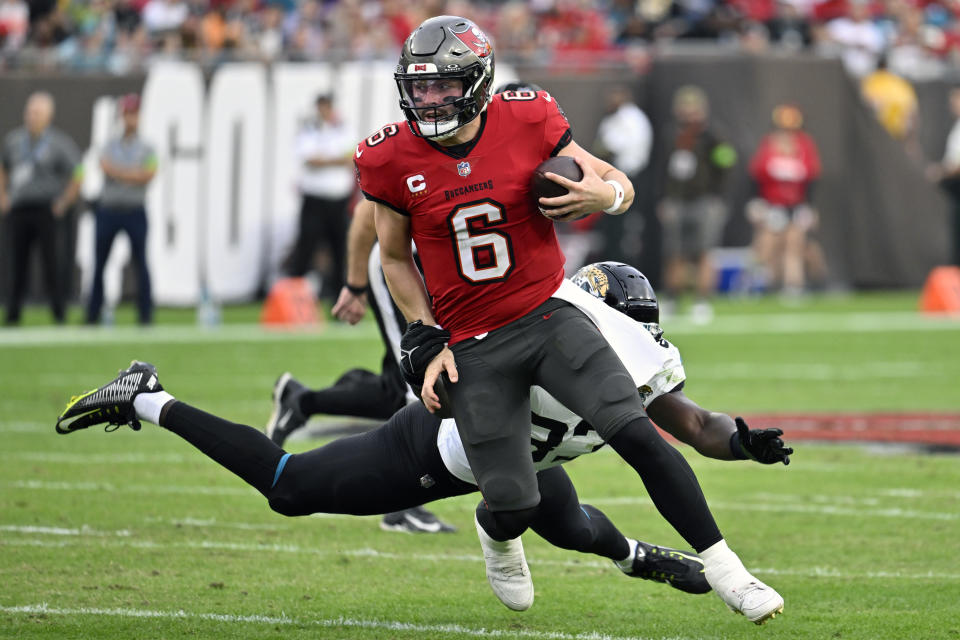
xmin=446 ymin=297 xmax=645 ymax=511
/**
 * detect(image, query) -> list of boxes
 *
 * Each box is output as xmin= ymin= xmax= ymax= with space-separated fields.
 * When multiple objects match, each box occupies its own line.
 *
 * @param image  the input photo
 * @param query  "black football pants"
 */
xmin=157 ymin=400 xmax=629 ymax=561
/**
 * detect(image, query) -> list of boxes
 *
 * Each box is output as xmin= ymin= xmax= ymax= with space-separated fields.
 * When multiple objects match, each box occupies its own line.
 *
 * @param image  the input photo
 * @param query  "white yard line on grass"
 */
xmin=589 ymin=496 xmax=958 ymax=521
xmin=0 ymin=603 xmax=706 ymax=640
xmin=4 ymin=533 xmax=959 ymax=581
xmin=6 ymin=479 xmax=957 ymax=520
xmin=0 ymin=311 xmax=955 ymax=349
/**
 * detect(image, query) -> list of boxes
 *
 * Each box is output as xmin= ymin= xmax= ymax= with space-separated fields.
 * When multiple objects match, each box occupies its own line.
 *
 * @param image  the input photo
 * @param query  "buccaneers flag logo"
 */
xmin=451 ymin=24 xmax=492 ymax=58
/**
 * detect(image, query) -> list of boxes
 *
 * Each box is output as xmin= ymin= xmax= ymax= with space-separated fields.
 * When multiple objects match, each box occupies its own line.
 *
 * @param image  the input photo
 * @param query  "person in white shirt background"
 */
xmin=284 ymin=92 xmax=356 ymax=301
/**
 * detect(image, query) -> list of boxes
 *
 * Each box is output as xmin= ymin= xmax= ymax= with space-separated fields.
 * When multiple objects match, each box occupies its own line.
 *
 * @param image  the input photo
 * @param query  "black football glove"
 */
xmin=735 ymin=417 xmax=793 ymax=465
xmin=399 ymin=320 xmax=450 ymax=388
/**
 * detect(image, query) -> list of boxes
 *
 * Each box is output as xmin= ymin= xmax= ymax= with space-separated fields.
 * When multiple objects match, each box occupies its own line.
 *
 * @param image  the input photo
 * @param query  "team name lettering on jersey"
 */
xmin=444 ymin=180 xmax=494 ymax=201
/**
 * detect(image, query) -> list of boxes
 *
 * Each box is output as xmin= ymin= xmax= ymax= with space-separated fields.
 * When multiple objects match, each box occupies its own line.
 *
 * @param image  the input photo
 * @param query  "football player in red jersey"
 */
xmin=356 ymin=15 xmax=783 ymax=625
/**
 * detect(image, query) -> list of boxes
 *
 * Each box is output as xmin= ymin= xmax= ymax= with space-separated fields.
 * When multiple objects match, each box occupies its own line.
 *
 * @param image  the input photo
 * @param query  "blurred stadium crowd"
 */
xmin=2 ymin=0 xmax=960 ymax=78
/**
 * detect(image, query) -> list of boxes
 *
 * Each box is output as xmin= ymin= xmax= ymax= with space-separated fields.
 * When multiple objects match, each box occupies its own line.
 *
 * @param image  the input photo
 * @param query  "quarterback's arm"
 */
xmin=373 ymin=201 xmax=434 ymax=325
xmin=542 ymin=141 xmax=633 ymax=215
xmin=646 ymin=389 xmax=792 ymax=464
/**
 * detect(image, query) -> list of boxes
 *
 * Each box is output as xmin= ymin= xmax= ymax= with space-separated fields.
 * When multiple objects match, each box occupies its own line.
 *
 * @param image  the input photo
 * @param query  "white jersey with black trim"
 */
xmin=436 ymin=279 xmax=686 ymax=485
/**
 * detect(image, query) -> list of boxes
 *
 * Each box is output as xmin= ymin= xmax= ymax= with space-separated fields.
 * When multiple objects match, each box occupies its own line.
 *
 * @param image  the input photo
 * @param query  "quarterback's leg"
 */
xmin=534 ymin=304 xmax=784 ymax=624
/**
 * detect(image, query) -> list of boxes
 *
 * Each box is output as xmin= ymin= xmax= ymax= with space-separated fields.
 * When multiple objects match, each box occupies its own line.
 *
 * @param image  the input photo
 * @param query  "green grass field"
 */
xmin=2 ymin=292 xmax=959 ymax=639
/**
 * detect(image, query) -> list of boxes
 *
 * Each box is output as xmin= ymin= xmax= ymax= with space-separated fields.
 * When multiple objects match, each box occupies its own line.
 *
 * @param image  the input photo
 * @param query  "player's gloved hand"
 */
xmin=399 ymin=320 xmax=451 ymax=387
xmin=735 ymin=417 xmax=793 ymax=465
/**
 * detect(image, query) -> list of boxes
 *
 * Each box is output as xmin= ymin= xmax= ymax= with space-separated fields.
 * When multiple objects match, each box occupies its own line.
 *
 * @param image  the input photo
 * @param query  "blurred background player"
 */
xmin=656 ymin=85 xmax=736 ymax=323
xmin=283 ymin=92 xmax=354 ymax=301
xmin=747 ymin=103 xmax=823 ymax=297
xmin=0 ymin=91 xmax=82 ymax=325
xmin=86 ymin=93 xmax=157 ymax=326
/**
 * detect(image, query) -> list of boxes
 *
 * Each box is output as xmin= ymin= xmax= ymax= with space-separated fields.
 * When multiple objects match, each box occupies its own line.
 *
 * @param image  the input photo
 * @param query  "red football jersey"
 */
xmin=355 ymin=91 xmax=571 ymax=343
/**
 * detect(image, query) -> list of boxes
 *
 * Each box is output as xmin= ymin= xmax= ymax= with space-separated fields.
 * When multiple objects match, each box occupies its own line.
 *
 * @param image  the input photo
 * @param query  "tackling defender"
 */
xmin=56 ymin=261 xmax=791 ymax=621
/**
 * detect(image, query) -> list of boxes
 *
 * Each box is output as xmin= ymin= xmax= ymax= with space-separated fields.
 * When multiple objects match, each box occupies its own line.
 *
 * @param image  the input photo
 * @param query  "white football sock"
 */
xmin=133 ymin=391 xmax=176 ymax=425
xmin=701 ymin=539 xmax=753 ymax=590
xmin=614 ymin=538 xmax=639 ymax=572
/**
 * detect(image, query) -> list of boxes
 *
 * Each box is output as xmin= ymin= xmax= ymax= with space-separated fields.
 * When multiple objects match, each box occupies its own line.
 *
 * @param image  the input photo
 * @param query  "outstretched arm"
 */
xmin=647 ymin=389 xmax=792 ymax=465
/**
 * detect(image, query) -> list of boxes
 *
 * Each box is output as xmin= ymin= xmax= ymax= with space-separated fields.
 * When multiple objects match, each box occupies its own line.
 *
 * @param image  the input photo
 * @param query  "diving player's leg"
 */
xmin=530 ymin=466 xmax=710 ymax=594
xmin=56 ymin=365 xmax=469 ymax=519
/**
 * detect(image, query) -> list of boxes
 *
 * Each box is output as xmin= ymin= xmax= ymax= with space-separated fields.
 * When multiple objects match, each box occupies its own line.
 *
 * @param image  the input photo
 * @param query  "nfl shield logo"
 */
xmin=457 ymin=161 xmax=471 ymax=177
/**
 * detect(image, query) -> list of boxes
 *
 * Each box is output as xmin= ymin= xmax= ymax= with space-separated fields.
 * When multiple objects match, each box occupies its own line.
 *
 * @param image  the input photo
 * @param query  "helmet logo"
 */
xmin=406 ymin=62 xmax=438 ymax=73
xmin=575 ymin=266 xmax=609 ymax=298
xmin=457 ymin=161 xmax=472 ymax=177
xmin=451 ymin=25 xmax=492 ymax=59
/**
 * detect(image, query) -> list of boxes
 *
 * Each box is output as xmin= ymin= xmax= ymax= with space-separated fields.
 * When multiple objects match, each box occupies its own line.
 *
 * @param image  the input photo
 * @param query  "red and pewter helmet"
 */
xmin=395 ymin=15 xmax=495 ymax=140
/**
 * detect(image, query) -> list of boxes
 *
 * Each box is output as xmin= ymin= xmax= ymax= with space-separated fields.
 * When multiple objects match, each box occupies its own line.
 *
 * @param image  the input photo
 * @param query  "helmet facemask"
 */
xmin=396 ymin=63 xmax=489 ymax=140
xmin=395 ymin=16 xmax=495 ymax=141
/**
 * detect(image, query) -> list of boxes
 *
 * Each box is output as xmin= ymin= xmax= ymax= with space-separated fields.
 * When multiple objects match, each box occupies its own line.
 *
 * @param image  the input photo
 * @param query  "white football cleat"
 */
xmin=474 ymin=515 xmax=533 ymax=611
xmin=716 ymin=578 xmax=784 ymax=625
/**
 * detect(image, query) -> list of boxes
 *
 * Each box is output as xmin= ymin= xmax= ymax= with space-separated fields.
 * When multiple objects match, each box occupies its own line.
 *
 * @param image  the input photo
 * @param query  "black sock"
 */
xmin=609 ymin=418 xmax=722 ymax=552
xmin=160 ymin=401 xmax=286 ymax=496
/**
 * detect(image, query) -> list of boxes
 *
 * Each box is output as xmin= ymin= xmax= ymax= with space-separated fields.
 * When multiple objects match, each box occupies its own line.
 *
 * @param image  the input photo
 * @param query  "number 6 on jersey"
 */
xmin=449 ymin=200 xmax=515 ymax=283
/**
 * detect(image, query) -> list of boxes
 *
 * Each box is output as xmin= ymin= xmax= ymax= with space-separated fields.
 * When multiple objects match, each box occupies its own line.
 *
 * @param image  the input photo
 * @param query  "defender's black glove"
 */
xmin=734 ymin=417 xmax=793 ymax=465
xmin=399 ymin=320 xmax=450 ymax=387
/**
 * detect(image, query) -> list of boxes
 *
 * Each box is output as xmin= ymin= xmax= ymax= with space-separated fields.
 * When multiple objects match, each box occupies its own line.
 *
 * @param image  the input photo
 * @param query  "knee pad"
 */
xmin=478 ymin=472 xmax=539 ymax=512
xmin=476 ymin=503 xmax=539 ymax=541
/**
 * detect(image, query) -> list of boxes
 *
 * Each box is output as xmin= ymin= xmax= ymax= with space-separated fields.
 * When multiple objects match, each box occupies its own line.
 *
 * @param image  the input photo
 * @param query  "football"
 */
xmin=530 ymin=156 xmax=583 ymax=213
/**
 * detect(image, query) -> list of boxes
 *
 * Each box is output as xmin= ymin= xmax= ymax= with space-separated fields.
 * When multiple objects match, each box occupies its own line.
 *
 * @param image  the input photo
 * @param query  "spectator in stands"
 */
xmin=822 ymin=0 xmax=886 ymax=77
xmin=765 ymin=0 xmax=814 ymax=51
xmin=747 ymin=103 xmax=823 ymax=297
xmin=657 ymin=85 xmax=736 ymax=323
xmin=0 ymin=0 xmax=29 ymax=55
xmin=284 ymin=93 xmax=354 ymax=300
xmin=142 ymin=0 xmax=188 ymax=39
xmin=86 ymin=93 xmax=157 ymax=326
xmin=0 ymin=91 xmax=82 ymax=325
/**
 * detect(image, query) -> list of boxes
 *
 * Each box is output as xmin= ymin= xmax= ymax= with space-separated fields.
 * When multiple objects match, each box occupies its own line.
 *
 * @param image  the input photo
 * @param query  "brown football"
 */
xmin=530 ymin=156 xmax=583 ymax=212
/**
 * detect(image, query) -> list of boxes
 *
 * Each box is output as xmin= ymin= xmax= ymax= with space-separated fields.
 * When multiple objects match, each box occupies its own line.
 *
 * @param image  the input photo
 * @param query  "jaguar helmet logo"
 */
xmin=573 ymin=265 xmax=609 ymax=299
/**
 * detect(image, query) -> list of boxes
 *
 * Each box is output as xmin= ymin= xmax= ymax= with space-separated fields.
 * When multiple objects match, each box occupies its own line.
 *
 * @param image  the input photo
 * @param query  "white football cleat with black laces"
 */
xmin=56 ymin=361 xmax=161 ymax=434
